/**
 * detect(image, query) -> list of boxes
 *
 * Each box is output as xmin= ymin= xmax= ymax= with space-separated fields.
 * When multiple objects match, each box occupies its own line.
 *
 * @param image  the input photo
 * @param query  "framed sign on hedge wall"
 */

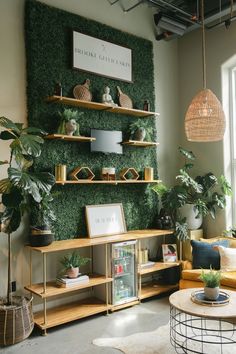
xmin=72 ymin=31 xmax=132 ymax=82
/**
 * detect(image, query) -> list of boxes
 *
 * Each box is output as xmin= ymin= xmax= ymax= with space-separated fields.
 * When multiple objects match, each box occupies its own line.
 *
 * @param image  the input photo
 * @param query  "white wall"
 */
xmin=179 ymin=21 xmax=236 ymax=236
xmin=0 ymin=0 xmax=179 ymax=297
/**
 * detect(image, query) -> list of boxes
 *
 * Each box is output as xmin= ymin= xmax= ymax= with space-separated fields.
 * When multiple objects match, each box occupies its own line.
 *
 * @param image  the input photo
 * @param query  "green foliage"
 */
xmin=199 ymin=267 xmax=221 ymax=288
xmin=25 ymin=0 xmax=157 ymax=239
xmin=60 ymin=251 xmax=90 ymax=270
xmin=31 ymin=192 xmax=56 ymax=229
xmin=129 ymin=119 xmax=153 ymax=141
xmin=152 ymin=147 xmax=231 ymax=241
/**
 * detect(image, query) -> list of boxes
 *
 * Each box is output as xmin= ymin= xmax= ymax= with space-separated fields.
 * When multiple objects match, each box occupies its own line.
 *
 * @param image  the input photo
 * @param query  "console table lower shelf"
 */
xmin=33 ymin=298 xmax=112 ymax=330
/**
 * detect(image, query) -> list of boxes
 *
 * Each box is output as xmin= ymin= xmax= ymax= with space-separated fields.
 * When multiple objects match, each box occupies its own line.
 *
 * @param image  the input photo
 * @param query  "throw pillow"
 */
xmin=191 ymin=239 xmax=229 ymax=269
xmin=218 ymin=245 xmax=236 ymax=271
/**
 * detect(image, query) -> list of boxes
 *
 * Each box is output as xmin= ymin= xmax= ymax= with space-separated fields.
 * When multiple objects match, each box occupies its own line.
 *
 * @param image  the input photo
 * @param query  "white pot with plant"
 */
xmin=60 ymin=251 xmax=90 ymax=278
xmin=57 ymin=108 xmax=83 ymax=136
xmin=199 ymin=267 xmax=221 ymax=300
xmin=129 ymin=119 xmax=153 ymax=142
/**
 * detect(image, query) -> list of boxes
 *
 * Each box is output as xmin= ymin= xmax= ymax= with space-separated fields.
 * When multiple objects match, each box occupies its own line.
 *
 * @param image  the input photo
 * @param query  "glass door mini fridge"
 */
xmin=111 ymin=240 xmax=138 ymax=306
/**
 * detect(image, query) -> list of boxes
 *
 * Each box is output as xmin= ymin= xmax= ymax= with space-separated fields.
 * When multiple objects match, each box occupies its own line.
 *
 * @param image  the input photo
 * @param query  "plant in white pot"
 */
xmin=199 ymin=267 xmax=221 ymax=300
xmin=60 ymin=251 xmax=90 ymax=278
xmin=0 ymin=117 xmax=55 ymax=345
xmin=152 ymin=147 xmax=231 ymax=241
xmin=129 ymin=119 xmax=153 ymax=142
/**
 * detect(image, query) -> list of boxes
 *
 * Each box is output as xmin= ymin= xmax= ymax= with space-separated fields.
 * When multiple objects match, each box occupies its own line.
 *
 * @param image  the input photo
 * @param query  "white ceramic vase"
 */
xmin=180 ymin=203 xmax=203 ymax=230
xmin=204 ymin=286 xmax=219 ymax=300
xmin=66 ymin=266 xmax=79 ymax=278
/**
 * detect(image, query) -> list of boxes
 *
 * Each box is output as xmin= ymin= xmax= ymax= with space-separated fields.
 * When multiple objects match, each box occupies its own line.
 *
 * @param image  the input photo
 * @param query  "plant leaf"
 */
xmin=0 ymin=131 xmax=17 ymax=140
xmin=19 ymin=134 xmax=44 ymax=157
xmin=0 ymin=117 xmax=21 ymax=135
xmin=0 ymin=207 xmax=21 ymax=233
xmin=177 ymin=170 xmax=203 ymax=193
xmin=0 ymin=160 xmax=8 ymax=165
xmin=175 ymin=219 xmax=189 ymax=241
xmin=0 ymin=178 xmax=12 ymax=193
xmin=2 ymin=188 xmax=23 ymax=208
xmin=178 ymin=147 xmax=195 ymax=160
xmin=22 ymin=127 xmax=47 ymax=135
xmin=219 ymin=175 xmax=232 ymax=196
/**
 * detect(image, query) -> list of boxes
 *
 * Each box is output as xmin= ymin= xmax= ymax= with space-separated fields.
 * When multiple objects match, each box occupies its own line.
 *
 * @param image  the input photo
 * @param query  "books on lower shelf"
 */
xmin=56 ymin=274 xmax=89 ymax=287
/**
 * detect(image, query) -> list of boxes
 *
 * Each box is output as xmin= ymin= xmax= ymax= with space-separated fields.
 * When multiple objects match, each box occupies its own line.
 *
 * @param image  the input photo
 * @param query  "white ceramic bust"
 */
xmin=102 ymin=86 xmax=117 ymax=106
xmin=65 ymin=119 xmax=77 ymax=136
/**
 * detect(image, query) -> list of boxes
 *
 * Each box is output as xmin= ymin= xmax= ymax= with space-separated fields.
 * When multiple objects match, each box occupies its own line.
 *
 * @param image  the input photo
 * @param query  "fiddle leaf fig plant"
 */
xmin=0 ymin=116 xmax=55 ymax=305
xmin=152 ymin=147 xmax=231 ymax=241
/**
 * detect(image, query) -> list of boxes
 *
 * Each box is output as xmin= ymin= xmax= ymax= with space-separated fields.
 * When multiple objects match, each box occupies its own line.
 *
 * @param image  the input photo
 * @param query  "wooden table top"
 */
xmin=169 ymin=288 xmax=236 ymax=319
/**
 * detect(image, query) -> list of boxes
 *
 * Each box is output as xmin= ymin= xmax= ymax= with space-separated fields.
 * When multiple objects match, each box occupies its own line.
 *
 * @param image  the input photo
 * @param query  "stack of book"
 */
xmin=56 ymin=274 xmax=89 ymax=288
xmin=139 ymin=261 xmax=155 ymax=269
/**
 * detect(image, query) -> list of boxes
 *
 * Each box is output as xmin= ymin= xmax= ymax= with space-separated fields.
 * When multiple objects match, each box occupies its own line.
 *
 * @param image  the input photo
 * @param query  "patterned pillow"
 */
xmin=191 ymin=239 xmax=229 ymax=269
xmin=218 ymin=246 xmax=236 ymax=271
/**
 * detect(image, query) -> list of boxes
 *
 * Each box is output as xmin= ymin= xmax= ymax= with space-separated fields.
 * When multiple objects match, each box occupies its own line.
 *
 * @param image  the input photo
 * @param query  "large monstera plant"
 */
xmin=152 ymin=147 xmax=231 ymax=241
xmin=0 ymin=117 xmax=55 ymax=306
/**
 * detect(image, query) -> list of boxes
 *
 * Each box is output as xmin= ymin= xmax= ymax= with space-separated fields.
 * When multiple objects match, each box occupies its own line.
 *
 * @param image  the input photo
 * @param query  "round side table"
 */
xmin=169 ymin=288 xmax=236 ymax=354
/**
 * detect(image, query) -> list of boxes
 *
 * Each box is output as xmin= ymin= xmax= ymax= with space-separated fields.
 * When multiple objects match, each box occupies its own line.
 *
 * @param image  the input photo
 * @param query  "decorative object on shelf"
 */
xmin=54 ymin=82 xmax=62 ymax=96
xmin=120 ymin=168 xmax=139 ymax=180
xmin=162 ymin=244 xmax=178 ymax=263
xmin=191 ymin=289 xmax=230 ymax=306
xmin=60 ymin=251 xmax=90 ymax=279
xmin=143 ymin=100 xmax=150 ymax=111
xmin=155 ymin=209 xmax=172 ymax=230
xmin=57 ymin=108 xmax=81 ymax=136
xmin=29 ymin=193 xmax=56 ymax=247
xmin=144 ymin=167 xmax=154 ymax=181
xmin=70 ymin=166 xmax=95 ymax=181
xmin=56 ymin=274 xmax=89 ymax=287
xmin=102 ymin=86 xmax=117 ymax=106
xmin=86 ymin=203 xmax=127 ymax=238
xmin=138 ymin=248 xmax=149 ymax=264
xmin=117 ymin=86 xmax=133 ymax=108
xmin=55 ymin=164 xmax=67 ymax=182
xmin=199 ymin=267 xmax=221 ymax=300
xmin=0 ymin=117 xmax=55 ymax=345
xmin=222 ymin=226 xmax=236 ymax=238
xmin=101 ymin=167 xmax=116 ymax=181
xmin=152 ymin=147 xmax=231 ymax=241
xmin=73 ymin=79 xmax=92 ymax=101
xmin=129 ymin=118 xmax=153 ymax=141
xmin=185 ymin=0 xmax=225 ymax=142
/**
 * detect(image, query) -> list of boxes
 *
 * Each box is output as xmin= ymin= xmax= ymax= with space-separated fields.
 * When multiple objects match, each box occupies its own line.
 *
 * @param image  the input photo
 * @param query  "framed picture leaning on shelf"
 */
xmin=162 ymin=244 xmax=178 ymax=263
xmin=85 ymin=203 xmax=127 ymax=238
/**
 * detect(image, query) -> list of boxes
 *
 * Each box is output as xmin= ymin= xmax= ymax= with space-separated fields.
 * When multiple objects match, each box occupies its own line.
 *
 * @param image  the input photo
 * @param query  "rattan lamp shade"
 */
xmin=185 ymin=88 xmax=225 ymax=142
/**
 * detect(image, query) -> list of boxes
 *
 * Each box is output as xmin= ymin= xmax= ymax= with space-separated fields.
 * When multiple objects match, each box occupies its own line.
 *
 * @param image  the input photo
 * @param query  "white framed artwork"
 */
xmin=85 ymin=203 xmax=127 ymax=238
xmin=72 ymin=31 xmax=132 ymax=82
xmin=162 ymin=244 xmax=178 ymax=263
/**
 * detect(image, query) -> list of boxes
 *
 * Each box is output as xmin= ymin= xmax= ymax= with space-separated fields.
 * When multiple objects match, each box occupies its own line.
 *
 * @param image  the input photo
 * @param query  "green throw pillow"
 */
xmin=191 ymin=239 xmax=229 ymax=269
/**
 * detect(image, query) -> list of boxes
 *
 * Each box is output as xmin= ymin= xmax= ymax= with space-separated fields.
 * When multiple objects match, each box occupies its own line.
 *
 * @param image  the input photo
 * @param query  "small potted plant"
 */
xmin=199 ymin=267 xmax=221 ymax=300
xmin=57 ymin=109 xmax=82 ymax=136
xmin=60 ymin=251 xmax=90 ymax=278
xmin=30 ymin=192 xmax=56 ymax=247
xmin=129 ymin=119 xmax=153 ymax=141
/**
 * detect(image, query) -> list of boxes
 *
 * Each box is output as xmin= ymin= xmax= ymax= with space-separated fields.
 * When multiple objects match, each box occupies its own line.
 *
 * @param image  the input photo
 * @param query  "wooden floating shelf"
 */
xmin=55 ymin=180 xmax=161 ymax=185
xmin=25 ymin=274 xmax=113 ymax=298
xmin=123 ymin=140 xmax=159 ymax=147
xmin=45 ymin=95 xmax=159 ymax=117
xmin=139 ymin=262 xmax=180 ymax=275
xmin=45 ymin=134 xmax=96 ymax=142
xmin=140 ymin=282 xmax=178 ymax=300
xmin=33 ymin=297 xmax=112 ymax=330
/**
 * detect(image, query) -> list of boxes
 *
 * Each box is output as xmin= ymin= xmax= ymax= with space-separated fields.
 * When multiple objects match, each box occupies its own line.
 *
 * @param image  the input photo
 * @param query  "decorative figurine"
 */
xmin=102 ymin=86 xmax=117 ymax=106
xmin=57 ymin=109 xmax=81 ymax=136
xmin=73 ymin=79 xmax=92 ymax=101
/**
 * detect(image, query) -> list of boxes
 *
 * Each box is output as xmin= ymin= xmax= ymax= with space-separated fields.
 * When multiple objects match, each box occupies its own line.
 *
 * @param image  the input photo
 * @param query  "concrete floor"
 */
xmin=1 ymin=296 xmax=170 ymax=354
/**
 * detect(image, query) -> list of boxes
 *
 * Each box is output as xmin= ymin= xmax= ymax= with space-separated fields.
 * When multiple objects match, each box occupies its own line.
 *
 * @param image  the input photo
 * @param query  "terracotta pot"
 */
xmin=204 ymin=286 xmax=219 ymax=300
xmin=66 ymin=267 xmax=79 ymax=278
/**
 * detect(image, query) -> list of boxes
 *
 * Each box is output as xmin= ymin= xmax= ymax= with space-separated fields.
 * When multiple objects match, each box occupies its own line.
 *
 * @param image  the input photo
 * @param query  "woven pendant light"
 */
xmin=185 ymin=0 xmax=225 ymax=142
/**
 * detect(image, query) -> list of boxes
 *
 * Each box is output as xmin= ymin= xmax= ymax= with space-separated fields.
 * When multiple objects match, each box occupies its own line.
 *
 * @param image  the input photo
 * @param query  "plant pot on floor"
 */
xmin=0 ymin=296 xmax=34 ymax=346
xmin=180 ymin=203 xmax=203 ymax=230
xmin=29 ymin=226 xmax=54 ymax=247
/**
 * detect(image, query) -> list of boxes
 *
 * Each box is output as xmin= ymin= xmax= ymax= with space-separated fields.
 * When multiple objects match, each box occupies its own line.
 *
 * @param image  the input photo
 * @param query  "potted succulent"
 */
xmin=60 ymin=251 xmax=90 ymax=278
xmin=29 ymin=192 xmax=56 ymax=247
xmin=0 ymin=117 xmax=55 ymax=345
xmin=57 ymin=108 xmax=82 ymax=136
xmin=152 ymin=147 xmax=231 ymax=241
xmin=129 ymin=119 xmax=153 ymax=141
xmin=199 ymin=267 xmax=221 ymax=300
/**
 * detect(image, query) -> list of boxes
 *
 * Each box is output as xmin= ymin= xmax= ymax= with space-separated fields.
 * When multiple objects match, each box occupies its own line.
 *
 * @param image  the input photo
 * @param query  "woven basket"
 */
xmin=0 ymin=296 xmax=34 ymax=346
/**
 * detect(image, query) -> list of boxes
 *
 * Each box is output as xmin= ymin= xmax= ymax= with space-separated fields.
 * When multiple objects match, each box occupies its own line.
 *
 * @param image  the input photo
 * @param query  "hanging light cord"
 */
xmin=201 ymin=0 xmax=206 ymax=89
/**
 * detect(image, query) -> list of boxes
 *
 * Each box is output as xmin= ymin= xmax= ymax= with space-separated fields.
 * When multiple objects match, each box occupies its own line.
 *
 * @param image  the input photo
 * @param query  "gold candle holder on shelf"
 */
xmin=144 ymin=167 xmax=154 ymax=181
xmin=55 ymin=164 xmax=67 ymax=182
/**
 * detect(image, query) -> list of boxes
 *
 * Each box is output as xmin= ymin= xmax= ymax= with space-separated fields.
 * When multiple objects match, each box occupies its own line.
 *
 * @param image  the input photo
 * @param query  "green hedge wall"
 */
xmin=25 ymin=0 xmax=159 ymax=239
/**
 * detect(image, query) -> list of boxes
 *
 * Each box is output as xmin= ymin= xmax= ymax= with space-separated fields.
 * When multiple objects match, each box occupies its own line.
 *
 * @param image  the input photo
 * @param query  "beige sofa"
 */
xmin=179 ymin=237 xmax=236 ymax=291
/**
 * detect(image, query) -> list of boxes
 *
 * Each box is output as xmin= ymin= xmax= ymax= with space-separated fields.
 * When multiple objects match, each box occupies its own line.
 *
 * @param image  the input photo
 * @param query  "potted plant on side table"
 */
xmin=0 ymin=117 xmax=55 ymax=345
xmin=199 ymin=267 xmax=221 ymax=300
